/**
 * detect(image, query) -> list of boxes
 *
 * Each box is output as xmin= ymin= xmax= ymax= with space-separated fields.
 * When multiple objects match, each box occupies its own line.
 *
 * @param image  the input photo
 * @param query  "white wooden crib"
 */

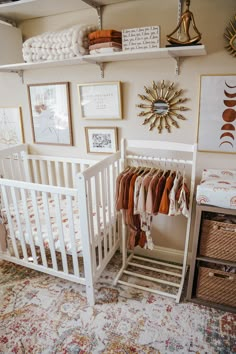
xmin=0 ymin=145 xmax=121 ymax=305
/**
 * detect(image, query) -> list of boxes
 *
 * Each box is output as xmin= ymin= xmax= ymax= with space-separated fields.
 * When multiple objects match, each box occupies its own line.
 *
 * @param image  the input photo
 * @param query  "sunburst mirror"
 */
xmin=137 ymin=80 xmax=189 ymax=133
xmin=224 ymin=14 xmax=236 ymax=57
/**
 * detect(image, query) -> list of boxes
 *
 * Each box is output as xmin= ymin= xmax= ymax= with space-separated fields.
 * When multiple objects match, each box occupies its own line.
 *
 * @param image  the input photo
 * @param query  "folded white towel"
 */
xmin=23 ymin=24 xmax=97 ymax=62
xmin=89 ymin=47 xmax=122 ymax=55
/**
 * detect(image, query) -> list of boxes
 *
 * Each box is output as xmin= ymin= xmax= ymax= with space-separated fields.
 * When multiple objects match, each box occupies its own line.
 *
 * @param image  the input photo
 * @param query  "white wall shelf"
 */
xmin=0 ymin=45 xmax=207 ymax=78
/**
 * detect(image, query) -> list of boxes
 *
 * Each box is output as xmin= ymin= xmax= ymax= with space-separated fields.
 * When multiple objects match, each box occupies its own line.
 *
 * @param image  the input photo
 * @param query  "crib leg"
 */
xmin=86 ymin=283 xmax=95 ymax=306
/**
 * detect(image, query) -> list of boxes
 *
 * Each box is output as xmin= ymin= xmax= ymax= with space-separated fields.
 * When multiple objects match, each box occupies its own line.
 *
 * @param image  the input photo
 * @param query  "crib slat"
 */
xmin=1 ymin=185 xmax=19 ymax=259
xmin=17 ymin=153 xmax=25 ymax=181
xmin=54 ymin=194 xmax=68 ymax=274
xmin=9 ymin=156 xmax=15 ymax=179
xmin=63 ymin=162 xmax=69 ymax=187
xmin=30 ymin=191 xmax=48 ymax=268
xmin=0 ymin=158 xmax=5 ymax=178
xmin=95 ymin=174 xmax=102 ymax=268
xmin=20 ymin=188 xmax=38 ymax=264
xmin=101 ymin=169 xmax=108 ymax=259
xmin=55 ymin=161 xmax=62 ymax=187
xmin=47 ymin=161 xmax=54 ymax=185
xmin=10 ymin=186 xmax=28 ymax=261
xmin=32 ymin=160 xmax=40 ymax=184
xmin=87 ymin=178 xmax=96 ymax=276
xmin=42 ymin=192 xmax=58 ymax=271
xmin=66 ymin=195 xmax=79 ymax=277
xmin=39 ymin=160 xmax=48 ymax=185
xmin=72 ymin=163 xmax=76 ymax=188
xmin=111 ymin=162 xmax=117 ymax=246
xmin=107 ymin=165 xmax=113 ymax=252
xmin=113 ymin=161 xmax=119 ymax=243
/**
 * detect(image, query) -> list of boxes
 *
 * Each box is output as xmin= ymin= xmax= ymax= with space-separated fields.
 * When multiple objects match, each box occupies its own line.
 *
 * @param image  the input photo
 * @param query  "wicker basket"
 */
xmin=200 ymin=219 xmax=236 ymax=262
xmin=196 ymin=266 xmax=236 ymax=307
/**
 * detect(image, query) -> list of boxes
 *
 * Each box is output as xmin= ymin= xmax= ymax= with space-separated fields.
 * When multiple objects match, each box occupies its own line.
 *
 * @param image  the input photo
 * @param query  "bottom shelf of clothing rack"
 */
xmin=114 ymin=253 xmax=187 ymax=301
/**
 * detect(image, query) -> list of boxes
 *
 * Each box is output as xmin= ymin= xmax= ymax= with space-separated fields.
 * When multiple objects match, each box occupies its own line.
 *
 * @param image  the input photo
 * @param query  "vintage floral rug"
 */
xmin=0 ymin=253 xmax=235 ymax=354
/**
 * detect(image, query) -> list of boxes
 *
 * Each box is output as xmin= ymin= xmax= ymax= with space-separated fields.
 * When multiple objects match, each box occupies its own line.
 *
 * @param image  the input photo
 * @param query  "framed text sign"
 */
xmin=78 ymin=82 xmax=122 ymax=120
xmin=122 ymin=26 xmax=160 ymax=51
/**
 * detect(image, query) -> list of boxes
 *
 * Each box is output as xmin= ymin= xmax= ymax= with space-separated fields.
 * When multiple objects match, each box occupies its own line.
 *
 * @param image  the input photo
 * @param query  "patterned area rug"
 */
xmin=0 ymin=253 xmax=235 ymax=354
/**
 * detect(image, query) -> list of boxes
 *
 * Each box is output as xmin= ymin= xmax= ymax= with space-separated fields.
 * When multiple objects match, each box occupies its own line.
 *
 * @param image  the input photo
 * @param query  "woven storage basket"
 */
xmin=200 ymin=219 xmax=236 ymax=262
xmin=196 ymin=266 xmax=236 ymax=307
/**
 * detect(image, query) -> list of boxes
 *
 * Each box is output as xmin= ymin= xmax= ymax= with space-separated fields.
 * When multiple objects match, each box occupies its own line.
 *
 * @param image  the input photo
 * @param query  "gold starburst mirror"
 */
xmin=224 ymin=14 xmax=236 ymax=57
xmin=137 ymin=80 xmax=188 ymax=133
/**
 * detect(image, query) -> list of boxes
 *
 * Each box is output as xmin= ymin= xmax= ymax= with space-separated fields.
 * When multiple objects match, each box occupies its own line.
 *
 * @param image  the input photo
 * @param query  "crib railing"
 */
xmin=77 ymin=151 xmax=122 ymax=282
xmin=0 ymin=179 xmax=86 ymax=282
xmin=0 ymin=144 xmax=28 ymax=180
xmin=22 ymin=153 xmax=97 ymax=188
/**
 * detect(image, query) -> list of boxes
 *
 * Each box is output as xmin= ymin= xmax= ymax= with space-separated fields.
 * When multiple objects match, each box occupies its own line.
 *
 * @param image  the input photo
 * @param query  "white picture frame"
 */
xmin=78 ymin=82 xmax=122 ymax=120
xmin=0 ymin=107 xmax=24 ymax=145
xmin=85 ymin=127 xmax=118 ymax=154
xmin=28 ymin=82 xmax=72 ymax=145
xmin=197 ymin=74 xmax=236 ymax=153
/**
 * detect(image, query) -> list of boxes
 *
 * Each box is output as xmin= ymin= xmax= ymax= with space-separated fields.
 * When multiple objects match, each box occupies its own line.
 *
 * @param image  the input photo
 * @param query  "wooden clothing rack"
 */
xmin=114 ymin=139 xmax=197 ymax=302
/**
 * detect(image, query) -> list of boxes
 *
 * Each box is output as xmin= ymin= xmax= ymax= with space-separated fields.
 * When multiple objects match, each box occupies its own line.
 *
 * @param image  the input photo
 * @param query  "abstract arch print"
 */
xmin=198 ymin=75 xmax=236 ymax=153
xmin=220 ymin=81 xmax=236 ymax=149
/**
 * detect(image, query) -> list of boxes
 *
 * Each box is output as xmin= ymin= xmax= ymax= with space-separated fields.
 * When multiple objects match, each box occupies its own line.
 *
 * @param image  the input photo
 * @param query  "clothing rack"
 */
xmin=114 ymin=139 xmax=197 ymax=302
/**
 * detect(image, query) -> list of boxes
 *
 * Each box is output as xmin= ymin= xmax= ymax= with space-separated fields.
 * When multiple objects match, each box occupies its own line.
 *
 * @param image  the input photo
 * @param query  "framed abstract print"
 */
xmin=28 ymin=82 xmax=72 ymax=145
xmin=198 ymin=74 xmax=236 ymax=153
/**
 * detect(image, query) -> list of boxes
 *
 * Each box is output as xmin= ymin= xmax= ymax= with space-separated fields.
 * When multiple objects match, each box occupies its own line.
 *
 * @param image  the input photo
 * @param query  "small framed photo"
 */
xmin=85 ymin=127 xmax=118 ymax=154
xmin=78 ymin=81 xmax=122 ymax=120
xmin=198 ymin=74 xmax=236 ymax=153
xmin=0 ymin=107 xmax=24 ymax=144
xmin=28 ymin=82 xmax=72 ymax=145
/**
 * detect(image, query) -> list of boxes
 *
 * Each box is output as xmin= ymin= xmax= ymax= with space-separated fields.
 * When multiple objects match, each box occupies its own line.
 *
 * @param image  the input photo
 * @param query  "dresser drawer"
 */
xmin=196 ymin=266 xmax=236 ymax=308
xmin=200 ymin=219 xmax=236 ymax=262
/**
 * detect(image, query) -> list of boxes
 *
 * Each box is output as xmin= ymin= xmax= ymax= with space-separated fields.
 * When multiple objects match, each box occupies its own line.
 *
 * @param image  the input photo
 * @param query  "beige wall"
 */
xmin=0 ymin=0 xmax=235 ymax=252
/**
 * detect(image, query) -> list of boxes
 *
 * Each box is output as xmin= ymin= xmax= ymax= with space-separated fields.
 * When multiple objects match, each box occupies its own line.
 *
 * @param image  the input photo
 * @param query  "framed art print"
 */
xmin=198 ymin=74 xmax=236 ymax=153
xmin=28 ymin=82 xmax=72 ymax=145
xmin=0 ymin=107 xmax=24 ymax=144
xmin=85 ymin=127 xmax=118 ymax=154
xmin=78 ymin=82 xmax=122 ymax=120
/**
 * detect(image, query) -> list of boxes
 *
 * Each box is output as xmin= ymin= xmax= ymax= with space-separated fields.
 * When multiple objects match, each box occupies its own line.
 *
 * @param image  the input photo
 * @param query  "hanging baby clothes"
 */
xmin=152 ymin=171 xmax=170 ymax=215
xmin=168 ymin=171 xmax=183 ymax=216
xmin=159 ymin=172 xmax=176 ymax=214
xmin=136 ymin=170 xmax=156 ymax=250
xmin=176 ymin=175 xmax=190 ymax=218
xmin=115 ymin=161 xmax=191 ymax=252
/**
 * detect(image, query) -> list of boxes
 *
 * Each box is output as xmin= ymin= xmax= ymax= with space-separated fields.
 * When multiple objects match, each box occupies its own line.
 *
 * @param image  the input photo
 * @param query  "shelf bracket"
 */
xmin=10 ymin=70 xmax=24 ymax=83
xmin=80 ymin=0 xmax=103 ymax=29
xmin=97 ymin=62 xmax=104 ymax=78
xmin=174 ymin=57 xmax=180 ymax=75
xmin=96 ymin=6 xmax=103 ymax=30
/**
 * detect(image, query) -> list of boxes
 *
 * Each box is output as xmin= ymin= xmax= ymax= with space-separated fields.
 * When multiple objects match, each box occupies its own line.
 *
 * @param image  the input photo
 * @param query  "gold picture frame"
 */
xmin=0 ymin=107 xmax=24 ymax=144
xmin=78 ymin=81 xmax=122 ymax=120
xmin=85 ymin=127 xmax=118 ymax=154
xmin=28 ymin=82 xmax=73 ymax=146
xmin=197 ymin=74 xmax=236 ymax=153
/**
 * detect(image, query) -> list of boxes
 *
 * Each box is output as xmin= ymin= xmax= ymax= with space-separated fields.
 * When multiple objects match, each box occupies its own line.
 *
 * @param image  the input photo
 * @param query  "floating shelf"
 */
xmin=0 ymin=45 xmax=207 ymax=76
xmin=84 ymin=45 xmax=207 ymax=63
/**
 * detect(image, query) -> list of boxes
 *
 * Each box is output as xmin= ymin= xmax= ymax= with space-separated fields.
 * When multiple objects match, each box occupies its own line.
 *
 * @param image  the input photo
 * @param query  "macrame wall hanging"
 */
xmin=137 ymin=80 xmax=189 ymax=133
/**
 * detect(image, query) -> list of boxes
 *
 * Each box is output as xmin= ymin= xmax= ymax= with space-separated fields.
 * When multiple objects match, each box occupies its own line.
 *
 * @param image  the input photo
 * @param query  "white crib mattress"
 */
xmin=1 ymin=196 xmax=112 ymax=254
xmin=196 ymin=169 xmax=236 ymax=209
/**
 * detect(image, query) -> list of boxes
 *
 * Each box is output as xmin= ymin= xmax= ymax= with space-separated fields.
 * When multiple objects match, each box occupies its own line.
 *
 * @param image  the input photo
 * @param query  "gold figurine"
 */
xmin=167 ymin=0 xmax=201 ymax=46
